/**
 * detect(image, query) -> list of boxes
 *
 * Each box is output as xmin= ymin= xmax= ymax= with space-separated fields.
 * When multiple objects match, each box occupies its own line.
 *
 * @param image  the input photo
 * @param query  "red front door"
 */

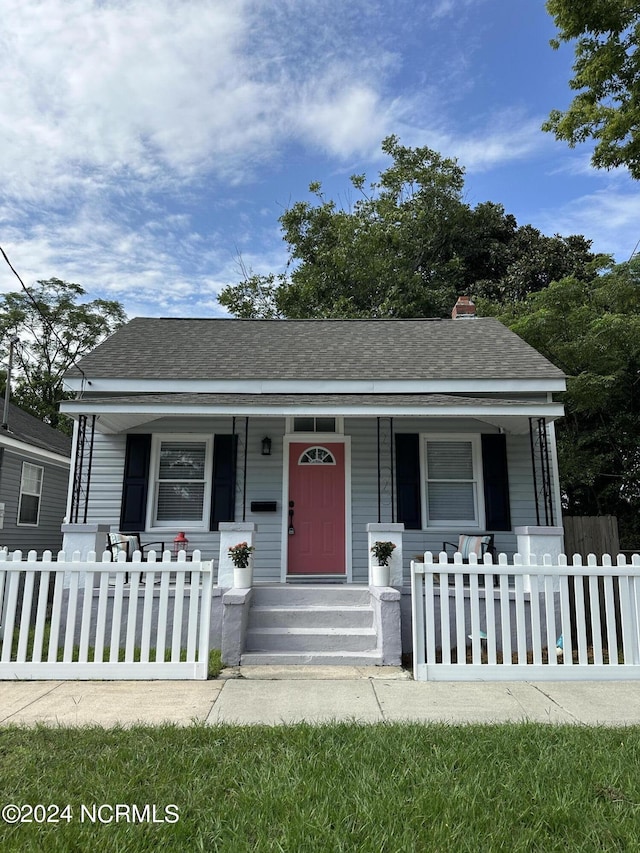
xmin=287 ymin=442 xmax=346 ymax=575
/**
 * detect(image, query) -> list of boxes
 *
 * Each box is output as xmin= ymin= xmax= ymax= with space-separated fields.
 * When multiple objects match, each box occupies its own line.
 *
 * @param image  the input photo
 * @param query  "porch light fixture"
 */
xmin=261 ymin=436 xmax=272 ymax=456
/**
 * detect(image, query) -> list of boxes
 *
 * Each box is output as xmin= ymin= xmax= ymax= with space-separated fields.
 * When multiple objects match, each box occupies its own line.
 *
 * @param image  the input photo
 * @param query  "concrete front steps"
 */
xmin=240 ymin=584 xmax=384 ymax=666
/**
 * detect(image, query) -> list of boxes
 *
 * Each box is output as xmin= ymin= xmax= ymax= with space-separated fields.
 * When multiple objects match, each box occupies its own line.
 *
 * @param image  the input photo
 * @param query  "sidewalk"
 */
xmin=2 ymin=667 xmax=640 ymax=727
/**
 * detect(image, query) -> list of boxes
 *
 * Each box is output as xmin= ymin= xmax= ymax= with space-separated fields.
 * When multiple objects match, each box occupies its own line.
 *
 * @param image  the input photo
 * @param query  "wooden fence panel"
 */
xmin=563 ymin=515 xmax=620 ymax=559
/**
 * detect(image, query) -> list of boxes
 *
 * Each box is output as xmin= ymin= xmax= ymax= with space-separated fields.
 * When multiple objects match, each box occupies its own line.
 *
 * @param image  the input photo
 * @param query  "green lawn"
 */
xmin=1 ymin=723 xmax=640 ymax=852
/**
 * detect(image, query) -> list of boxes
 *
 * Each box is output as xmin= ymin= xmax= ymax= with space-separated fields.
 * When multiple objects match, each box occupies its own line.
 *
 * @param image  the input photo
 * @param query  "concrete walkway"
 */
xmin=2 ymin=667 xmax=640 ymax=727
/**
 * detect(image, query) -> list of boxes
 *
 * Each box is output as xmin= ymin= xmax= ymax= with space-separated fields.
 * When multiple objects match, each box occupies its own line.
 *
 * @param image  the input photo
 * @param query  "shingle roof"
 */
xmin=0 ymin=403 xmax=72 ymax=457
xmin=67 ymin=317 xmax=564 ymax=381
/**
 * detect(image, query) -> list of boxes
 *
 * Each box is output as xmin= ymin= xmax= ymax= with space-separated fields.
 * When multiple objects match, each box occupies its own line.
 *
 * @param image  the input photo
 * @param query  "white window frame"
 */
xmin=420 ymin=433 xmax=485 ymax=529
xmin=17 ymin=462 xmax=44 ymax=527
xmin=146 ymin=434 xmax=213 ymax=530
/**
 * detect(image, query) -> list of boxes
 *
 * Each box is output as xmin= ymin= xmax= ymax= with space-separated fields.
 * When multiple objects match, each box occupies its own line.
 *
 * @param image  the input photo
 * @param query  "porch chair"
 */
xmin=105 ymin=533 xmax=167 ymax=584
xmin=441 ymin=534 xmax=496 ymax=587
xmin=106 ymin=532 xmax=166 ymax=561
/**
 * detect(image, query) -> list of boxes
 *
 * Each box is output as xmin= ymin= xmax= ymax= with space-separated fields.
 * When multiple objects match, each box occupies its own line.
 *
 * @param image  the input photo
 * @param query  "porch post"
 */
xmin=514 ymin=525 xmax=565 ymax=562
xmin=218 ymin=522 xmax=256 ymax=587
xmin=61 ymin=522 xmax=111 ymax=560
xmin=366 ymin=522 xmax=404 ymax=586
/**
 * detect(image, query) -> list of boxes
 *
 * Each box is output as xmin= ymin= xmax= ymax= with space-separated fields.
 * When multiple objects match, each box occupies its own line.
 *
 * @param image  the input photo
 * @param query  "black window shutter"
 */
xmin=481 ymin=433 xmax=511 ymax=531
xmin=120 ymin=434 xmax=151 ymax=531
xmin=211 ymin=434 xmax=237 ymax=530
xmin=395 ymin=433 xmax=422 ymax=530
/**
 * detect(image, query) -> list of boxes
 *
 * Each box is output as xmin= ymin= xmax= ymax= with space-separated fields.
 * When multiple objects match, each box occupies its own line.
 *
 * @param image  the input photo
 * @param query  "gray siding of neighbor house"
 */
xmin=81 ymin=415 xmax=551 ymax=584
xmin=0 ymin=448 xmax=70 ymax=554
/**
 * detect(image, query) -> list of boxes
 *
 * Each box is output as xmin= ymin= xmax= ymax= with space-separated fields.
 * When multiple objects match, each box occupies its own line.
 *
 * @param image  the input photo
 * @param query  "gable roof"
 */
xmin=66 ymin=317 xmax=564 ymax=382
xmin=0 ymin=403 xmax=72 ymax=458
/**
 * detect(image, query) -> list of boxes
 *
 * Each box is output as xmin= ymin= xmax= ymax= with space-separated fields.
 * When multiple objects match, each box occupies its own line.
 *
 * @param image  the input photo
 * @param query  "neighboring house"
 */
xmin=0 ymin=402 xmax=72 ymax=553
xmin=60 ymin=298 xmax=566 ymax=584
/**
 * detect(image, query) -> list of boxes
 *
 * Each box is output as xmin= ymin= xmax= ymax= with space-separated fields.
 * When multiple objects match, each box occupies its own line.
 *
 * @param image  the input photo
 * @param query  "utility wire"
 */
xmin=0 ymin=244 xmax=89 ymax=387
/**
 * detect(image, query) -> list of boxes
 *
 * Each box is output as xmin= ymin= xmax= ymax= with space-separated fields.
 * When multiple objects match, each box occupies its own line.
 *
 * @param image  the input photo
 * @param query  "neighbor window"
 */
xmin=423 ymin=436 xmax=482 ymax=527
xmin=150 ymin=437 xmax=212 ymax=527
xmin=18 ymin=462 xmax=44 ymax=526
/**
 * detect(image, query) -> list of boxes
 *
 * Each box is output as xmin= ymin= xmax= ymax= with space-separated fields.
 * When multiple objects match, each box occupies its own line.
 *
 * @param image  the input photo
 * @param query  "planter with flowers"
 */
xmin=228 ymin=541 xmax=255 ymax=588
xmin=370 ymin=541 xmax=396 ymax=586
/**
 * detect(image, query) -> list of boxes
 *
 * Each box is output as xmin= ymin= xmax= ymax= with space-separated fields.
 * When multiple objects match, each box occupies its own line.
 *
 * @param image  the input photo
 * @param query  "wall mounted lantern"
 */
xmin=261 ymin=436 xmax=272 ymax=456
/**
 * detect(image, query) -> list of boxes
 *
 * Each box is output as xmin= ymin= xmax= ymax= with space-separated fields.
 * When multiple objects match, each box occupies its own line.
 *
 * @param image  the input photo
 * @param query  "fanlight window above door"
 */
xmin=298 ymin=446 xmax=336 ymax=465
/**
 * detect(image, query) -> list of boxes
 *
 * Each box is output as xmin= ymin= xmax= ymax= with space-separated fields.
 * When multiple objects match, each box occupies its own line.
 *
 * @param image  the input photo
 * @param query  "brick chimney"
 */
xmin=451 ymin=295 xmax=476 ymax=319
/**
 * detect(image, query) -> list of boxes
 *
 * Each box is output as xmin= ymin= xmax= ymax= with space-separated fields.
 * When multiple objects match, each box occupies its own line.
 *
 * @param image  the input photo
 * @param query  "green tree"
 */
xmin=0 ymin=278 xmax=127 ymax=431
xmin=499 ymin=259 xmax=640 ymax=546
xmin=220 ymin=137 xmax=604 ymax=319
xmin=543 ymin=1 xmax=640 ymax=177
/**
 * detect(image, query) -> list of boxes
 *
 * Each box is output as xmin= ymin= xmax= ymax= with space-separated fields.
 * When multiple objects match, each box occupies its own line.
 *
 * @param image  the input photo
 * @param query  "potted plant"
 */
xmin=228 ymin=541 xmax=255 ymax=588
xmin=370 ymin=540 xmax=396 ymax=586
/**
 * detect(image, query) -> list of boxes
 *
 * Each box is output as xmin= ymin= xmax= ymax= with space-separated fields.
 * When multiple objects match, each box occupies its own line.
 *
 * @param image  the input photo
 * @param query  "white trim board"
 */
xmin=64 ymin=377 xmax=566 ymax=394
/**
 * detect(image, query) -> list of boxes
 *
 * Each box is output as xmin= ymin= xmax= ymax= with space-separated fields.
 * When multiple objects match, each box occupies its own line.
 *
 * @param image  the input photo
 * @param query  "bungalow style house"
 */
xmin=59 ymin=299 xmax=566 ymax=664
xmin=0 ymin=402 xmax=72 ymax=553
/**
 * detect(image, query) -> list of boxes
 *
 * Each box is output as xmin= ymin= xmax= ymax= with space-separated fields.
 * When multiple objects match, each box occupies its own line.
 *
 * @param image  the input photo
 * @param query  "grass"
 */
xmin=1 ymin=723 xmax=640 ymax=851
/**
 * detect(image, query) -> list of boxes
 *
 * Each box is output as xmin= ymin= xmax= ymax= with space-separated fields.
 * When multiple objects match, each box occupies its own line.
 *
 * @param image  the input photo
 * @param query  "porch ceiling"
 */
xmin=61 ymin=393 xmax=564 ymax=434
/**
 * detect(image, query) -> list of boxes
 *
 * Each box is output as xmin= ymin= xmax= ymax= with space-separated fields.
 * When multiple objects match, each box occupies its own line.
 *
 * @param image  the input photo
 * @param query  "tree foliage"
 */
xmin=498 ymin=259 xmax=640 ymax=546
xmin=543 ymin=1 xmax=640 ymax=177
xmin=0 ymin=278 xmax=127 ymax=430
xmin=220 ymin=136 xmax=607 ymax=319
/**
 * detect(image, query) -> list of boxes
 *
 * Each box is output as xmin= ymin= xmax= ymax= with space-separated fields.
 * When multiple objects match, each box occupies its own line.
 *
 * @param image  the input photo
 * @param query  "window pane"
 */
xmin=316 ymin=418 xmax=336 ymax=432
xmin=158 ymin=442 xmax=206 ymax=480
xmin=293 ymin=418 xmax=314 ymax=432
xmin=427 ymin=441 xmax=473 ymax=479
xmin=21 ymin=463 xmax=43 ymax=495
xmin=156 ymin=483 xmax=205 ymax=521
xmin=19 ymin=494 xmax=40 ymax=525
xmin=428 ymin=482 xmax=476 ymax=522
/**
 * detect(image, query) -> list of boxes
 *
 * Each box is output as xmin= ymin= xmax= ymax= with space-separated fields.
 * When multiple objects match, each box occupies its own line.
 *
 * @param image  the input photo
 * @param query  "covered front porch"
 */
xmin=60 ymin=391 xmax=566 ymax=587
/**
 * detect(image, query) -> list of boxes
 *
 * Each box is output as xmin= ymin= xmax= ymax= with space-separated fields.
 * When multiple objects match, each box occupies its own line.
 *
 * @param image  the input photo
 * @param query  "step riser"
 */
xmin=240 ymin=652 xmax=384 ymax=666
xmin=245 ymin=630 xmax=377 ymax=653
xmin=251 ymin=585 xmax=371 ymax=607
xmin=249 ymin=608 xmax=373 ymax=630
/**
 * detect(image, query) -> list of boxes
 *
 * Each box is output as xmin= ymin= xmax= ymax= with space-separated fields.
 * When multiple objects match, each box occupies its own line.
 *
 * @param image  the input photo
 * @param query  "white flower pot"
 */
xmin=371 ymin=563 xmax=390 ymax=586
xmin=233 ymin=557 xmax=253 ymax=588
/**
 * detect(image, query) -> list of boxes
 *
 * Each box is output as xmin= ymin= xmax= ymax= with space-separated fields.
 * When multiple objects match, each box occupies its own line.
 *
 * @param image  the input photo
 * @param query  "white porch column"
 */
xmin=218 ymin=522 xmax=256 ymax=588
xmin=366 ymin=523 xmax=404 ymax=586
xmin=514 ymin=525 xmax=565 ymax=562
xmin=61 ymin=523 xmax=111 ymax=560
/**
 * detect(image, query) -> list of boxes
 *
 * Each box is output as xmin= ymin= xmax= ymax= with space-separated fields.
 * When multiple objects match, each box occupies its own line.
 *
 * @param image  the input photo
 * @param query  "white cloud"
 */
xmin=0 ymin=0 xmax=415 ymax=203
xmin=539 ymin=189 xmax=640 ymax=261
xmin=397 ymin=111 xmax=551 ymax=173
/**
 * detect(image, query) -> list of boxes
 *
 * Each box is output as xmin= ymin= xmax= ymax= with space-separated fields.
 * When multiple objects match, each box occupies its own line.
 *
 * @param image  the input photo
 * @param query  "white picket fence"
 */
xmin=411 ymin=552 xmax=640 ymax=681
xmin=0 ymin=549 xmax=214 ymax=680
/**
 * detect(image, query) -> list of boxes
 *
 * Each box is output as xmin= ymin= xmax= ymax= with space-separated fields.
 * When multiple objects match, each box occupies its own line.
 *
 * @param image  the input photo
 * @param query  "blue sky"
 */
xmin=2 ymin=0 xmax=639 ymax=320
